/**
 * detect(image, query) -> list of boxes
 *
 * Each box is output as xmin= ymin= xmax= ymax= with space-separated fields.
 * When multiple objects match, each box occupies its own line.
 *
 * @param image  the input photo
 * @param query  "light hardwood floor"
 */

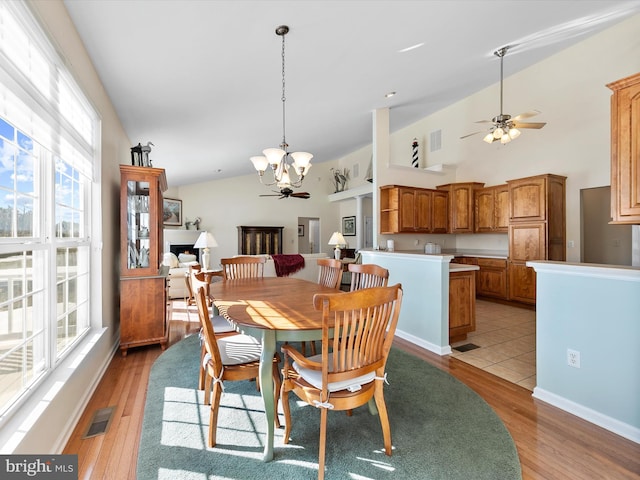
xmin=63 ymin=300 xmax=640 ymax=479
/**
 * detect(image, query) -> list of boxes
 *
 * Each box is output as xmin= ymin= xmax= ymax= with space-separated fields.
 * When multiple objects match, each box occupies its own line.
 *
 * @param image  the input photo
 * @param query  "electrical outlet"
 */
xmin=567 ymin=349 xmax=581 ymax=368
xmin=567 ymin=240 xmax=575 ymax=248
xmin=414 ymin=239 xmax=420 ymax=246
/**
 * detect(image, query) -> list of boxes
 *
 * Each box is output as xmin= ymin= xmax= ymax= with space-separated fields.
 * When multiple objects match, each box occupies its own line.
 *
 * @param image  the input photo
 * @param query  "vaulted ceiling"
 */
xmin=63 ymin=0 xmax=640 ymax=186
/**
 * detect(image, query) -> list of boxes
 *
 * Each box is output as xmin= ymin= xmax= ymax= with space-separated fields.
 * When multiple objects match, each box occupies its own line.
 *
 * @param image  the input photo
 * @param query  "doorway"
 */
xmin=581 ymin=186 xmax=632 ymax=265
xmin=297 ymin=217 xmax=320 ymax=254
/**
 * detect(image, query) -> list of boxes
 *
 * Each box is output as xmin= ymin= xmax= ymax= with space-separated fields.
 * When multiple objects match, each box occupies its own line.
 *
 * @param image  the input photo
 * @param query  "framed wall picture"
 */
xmin=342 ymin=216 xmax=356 ymax=236
xmin=163 ymin=198 xmax=182 ymax=226
xmin=298 ymin=225 xmax=304 ymax=236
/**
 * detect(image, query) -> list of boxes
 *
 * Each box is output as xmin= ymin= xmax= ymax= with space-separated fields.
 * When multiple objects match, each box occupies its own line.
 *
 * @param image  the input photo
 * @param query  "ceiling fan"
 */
xmin=461 ymin=45 xmax=546 ymax=144
xmin=259 ymin=187 xmax=310 ymax=199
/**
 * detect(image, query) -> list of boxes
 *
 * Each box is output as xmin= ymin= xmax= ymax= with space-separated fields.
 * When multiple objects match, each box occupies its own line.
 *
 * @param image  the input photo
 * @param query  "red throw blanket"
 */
xmin=271 ymin=254 xmax=305 ymax=277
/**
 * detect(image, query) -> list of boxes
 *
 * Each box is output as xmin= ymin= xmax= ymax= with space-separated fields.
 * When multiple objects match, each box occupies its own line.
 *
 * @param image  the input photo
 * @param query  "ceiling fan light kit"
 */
xmin=250 ymin=25 xmax=312 ymax=196
xmin=463 ymin=45 xmax=546 ymax=145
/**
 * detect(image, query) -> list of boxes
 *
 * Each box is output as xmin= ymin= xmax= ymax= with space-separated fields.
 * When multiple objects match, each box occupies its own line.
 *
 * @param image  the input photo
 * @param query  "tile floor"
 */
xmin=450 ymin=299 xmax=537 ymax=391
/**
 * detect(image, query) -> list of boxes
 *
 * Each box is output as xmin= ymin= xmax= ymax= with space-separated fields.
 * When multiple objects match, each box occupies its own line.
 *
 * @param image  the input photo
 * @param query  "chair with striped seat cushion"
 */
xmin=195 ymin=287 xmax=281 ymax=447
xmin=280 ymin=284 xmax=403 ymax=480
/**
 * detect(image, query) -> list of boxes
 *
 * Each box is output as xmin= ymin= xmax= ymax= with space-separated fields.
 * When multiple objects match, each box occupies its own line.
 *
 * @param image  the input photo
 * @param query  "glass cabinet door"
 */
xmin=126 ymin=180 xmax=151 ymax=270
xmin=120 ymin=165 xmax=167 ymax=277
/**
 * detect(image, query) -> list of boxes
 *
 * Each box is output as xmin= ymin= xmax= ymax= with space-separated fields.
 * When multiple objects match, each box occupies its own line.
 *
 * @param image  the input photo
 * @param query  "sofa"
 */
xmin=162 ymin=252 xmax=199 ymax=300
xmin=163 ymin=252 xmax=330 ymax=300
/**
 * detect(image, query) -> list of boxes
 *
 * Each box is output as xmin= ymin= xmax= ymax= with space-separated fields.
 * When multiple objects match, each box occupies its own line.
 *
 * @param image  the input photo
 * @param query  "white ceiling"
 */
xmin=62 ymin=0 xmax=640 ymax=187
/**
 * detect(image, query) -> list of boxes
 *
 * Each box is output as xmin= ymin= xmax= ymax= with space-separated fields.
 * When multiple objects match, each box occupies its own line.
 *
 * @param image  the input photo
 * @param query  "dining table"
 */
xmin=208 ymin=276 xmax=340 ymax=461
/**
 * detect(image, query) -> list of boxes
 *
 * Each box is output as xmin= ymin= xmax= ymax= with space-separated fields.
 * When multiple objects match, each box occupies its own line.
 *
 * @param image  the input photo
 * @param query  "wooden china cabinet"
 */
xmin=119 ymin=165 xmax=169 ymax=356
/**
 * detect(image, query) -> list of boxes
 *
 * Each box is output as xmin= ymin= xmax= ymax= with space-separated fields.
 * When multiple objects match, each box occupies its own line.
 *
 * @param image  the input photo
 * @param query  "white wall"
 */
xmin=170 ymin=160 xmax=341 ymax=267
xmin=171 ymin=14 xmax=640 ymax=262
xmin=530 ymin=261 xmax=640 ymax=443
xmin=378 ymin=13 xmax=640 ymax=259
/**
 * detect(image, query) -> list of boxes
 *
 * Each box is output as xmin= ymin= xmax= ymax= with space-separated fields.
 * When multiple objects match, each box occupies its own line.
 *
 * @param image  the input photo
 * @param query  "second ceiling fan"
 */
xmin=461 ymin=45 xmax=546 ymax=144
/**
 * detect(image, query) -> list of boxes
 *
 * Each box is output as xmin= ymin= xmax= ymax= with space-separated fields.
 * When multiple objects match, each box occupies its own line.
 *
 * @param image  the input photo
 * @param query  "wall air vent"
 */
xmin=430 ymin=129 xmax=442 ymax=152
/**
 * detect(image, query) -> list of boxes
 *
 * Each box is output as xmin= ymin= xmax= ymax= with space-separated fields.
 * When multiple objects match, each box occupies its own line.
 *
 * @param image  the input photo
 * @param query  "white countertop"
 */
xmin=449 ymin=263 xmax=480 ymax=272
xmin=442 ymin=249 xmax=508 ymax=259
xmin=362 ymin=248 xmax=507 ymax=259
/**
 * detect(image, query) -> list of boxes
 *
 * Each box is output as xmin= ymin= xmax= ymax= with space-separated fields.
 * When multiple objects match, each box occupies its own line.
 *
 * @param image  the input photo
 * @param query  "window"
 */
xmin=0 ymin=2 xmax=99 ymax=419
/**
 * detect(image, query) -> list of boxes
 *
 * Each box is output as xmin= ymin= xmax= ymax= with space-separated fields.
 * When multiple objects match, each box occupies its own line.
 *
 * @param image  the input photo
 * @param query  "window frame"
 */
xmin=0 ymin=0 xmax=101 ymax=425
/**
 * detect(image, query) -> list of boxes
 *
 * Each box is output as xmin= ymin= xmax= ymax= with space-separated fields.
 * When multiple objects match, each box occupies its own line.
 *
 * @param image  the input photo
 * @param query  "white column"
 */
xmin=372 ymin=108 xmax=389 ymax=249
xmin=356 ymin=195 xmax=364 ymax=250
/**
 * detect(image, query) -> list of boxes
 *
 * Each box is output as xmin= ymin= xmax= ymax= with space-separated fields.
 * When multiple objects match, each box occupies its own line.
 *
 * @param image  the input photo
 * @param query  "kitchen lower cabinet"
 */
xmin=476 ymin=258 xmax=508 ymax=299
xmin=508 ymin=262 xmax=536 ymax=304
xmin=449 ymin=269 xmax=476 ymax=343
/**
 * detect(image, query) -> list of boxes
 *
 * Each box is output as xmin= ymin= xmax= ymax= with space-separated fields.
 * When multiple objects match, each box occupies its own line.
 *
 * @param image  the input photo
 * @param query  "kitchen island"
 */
xmin=360 ymin=249 xmax=479 ymax=355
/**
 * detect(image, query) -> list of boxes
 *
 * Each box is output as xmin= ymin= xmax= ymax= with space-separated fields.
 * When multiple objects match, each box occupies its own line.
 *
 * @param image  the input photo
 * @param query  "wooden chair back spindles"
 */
xmin=316 ymin=258 xmax=343 ymax=290
xmin=280 ymin=284 xmax=403 ymax=480
xmin=348 ymin=263 xmax=389 ymax=291
xmin=220 ymin=256 xmax=266 ymax=280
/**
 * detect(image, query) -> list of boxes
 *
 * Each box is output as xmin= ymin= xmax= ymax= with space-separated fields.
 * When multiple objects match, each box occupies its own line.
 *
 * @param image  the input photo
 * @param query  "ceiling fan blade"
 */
xmin=259 ymin=194 xmax=281 ymax=197
xmin=512 ymin=110 xmax=541 ymax=122
xmin=460 ymin=130 xmax=486 ymax=139
xmin=291 ymin=192 xmax=310 ymax=199
xmin=474 ymin=119 xmax=494 ymax=124
xmin=513 ymin=121 xmax=546 ymax=129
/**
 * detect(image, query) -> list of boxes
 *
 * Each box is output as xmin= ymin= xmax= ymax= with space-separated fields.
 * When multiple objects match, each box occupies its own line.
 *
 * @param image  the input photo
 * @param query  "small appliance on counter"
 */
xmin=425 ymin=243 xmax=441 ymax=254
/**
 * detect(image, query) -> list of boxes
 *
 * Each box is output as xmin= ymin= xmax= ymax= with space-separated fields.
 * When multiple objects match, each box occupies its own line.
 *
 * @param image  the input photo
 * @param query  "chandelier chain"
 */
xmin=249 ymin=24 xmax=312 ymax=191
xmin=281 ymin=31 xmax=287 ymax=149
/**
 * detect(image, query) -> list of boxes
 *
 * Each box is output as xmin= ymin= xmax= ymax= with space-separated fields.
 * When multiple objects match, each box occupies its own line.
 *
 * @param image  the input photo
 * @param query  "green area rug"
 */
xmin=137 ymin=334 xmax=521 ymax=479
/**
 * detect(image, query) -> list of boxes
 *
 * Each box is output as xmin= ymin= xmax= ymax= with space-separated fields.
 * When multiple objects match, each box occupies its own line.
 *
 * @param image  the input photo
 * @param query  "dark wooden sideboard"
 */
xmin=237 ymin=226 xmax=283 ymax=255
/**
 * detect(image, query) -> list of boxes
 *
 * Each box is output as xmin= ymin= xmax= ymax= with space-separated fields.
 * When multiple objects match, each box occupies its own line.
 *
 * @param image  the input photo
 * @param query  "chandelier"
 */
xmin=250 ymin=25 xmax=312 ymax=189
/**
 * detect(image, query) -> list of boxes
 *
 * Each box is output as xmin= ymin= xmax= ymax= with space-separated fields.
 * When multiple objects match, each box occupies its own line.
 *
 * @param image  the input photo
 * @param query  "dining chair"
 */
xmin=190 ymin=269 xmax=237 ymax=390
xmin=185 ymin=263 xmax=202 ymax=305
xmin=220 ymin=256 xmax=266 ymax=280
xmin=302 ymin=258 xmax=345 ymax=356
xmin=195 ymin=286 xmax=282 ymax=447
xmin=347 ymin=263 xmax=389 ymax=291
xmin=280 ymin=284 xmax=403 ymax=480
xmin=316 ymin=258 xmax=343 ymax=289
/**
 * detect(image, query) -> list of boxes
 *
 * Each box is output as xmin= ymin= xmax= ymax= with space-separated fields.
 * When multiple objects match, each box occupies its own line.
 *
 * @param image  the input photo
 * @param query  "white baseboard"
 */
xmin=395 ymin=329 xmax=452 ymax=356
xmin=533 ymin=387 xmax=640 ymax=444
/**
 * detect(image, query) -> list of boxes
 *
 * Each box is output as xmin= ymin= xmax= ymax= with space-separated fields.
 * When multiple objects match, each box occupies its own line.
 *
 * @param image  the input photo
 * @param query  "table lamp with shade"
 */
xmin=194 ymin=231 xmax=218 ymax=270
xmin=328 ymin=231 xmax=346 ymax=260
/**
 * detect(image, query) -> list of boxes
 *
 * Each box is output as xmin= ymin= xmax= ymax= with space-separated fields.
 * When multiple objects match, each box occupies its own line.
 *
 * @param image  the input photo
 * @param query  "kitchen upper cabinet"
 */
xmin=475 ymin=184 xmax=509 ymax=233
xmin=608 ymin=72 xmax=640 ymax=224
xmin=437 ymin=182 xmax=484 ymax=233
xmin=379 ymin=185 xmax=447 ymax=234
xmin=509 ymin=176 xmax=548 ymax=221
xmin=432 ymin=190 xmax=449 ymax=233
